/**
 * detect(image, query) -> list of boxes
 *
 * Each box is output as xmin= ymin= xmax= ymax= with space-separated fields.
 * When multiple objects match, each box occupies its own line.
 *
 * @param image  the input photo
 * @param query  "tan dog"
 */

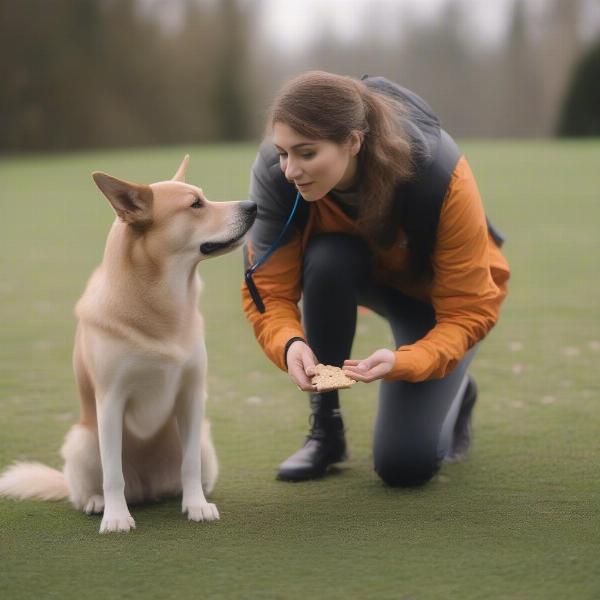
xmin=0 ymin=156 xmax=257 ymax=533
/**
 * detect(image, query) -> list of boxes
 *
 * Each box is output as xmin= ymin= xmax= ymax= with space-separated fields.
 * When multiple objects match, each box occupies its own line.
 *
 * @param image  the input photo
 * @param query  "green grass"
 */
xmin=1 ymin=141 xmax=599 ymax=599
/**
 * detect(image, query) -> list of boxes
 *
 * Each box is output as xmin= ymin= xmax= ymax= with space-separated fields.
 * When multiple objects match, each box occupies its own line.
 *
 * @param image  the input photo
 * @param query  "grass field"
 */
xmin=1 ymin=141 xmax=599 ymax=599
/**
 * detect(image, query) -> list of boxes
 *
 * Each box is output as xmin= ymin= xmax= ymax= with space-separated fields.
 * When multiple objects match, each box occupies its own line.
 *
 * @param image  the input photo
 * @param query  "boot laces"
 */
xmin=307 ymin=410 xmax=344 ymax=441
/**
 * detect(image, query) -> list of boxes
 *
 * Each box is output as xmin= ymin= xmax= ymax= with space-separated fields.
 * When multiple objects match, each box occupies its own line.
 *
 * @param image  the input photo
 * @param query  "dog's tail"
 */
xmin=0 ymin=462 xmax=68 ymax=501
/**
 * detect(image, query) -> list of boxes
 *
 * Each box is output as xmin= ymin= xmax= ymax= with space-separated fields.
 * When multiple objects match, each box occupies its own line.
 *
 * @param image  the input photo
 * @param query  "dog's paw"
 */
xmin=84 ymin=495 xmax=105 ymax=515
xmin=99 ymin=511 xmax=136 ymax=533
xmin=182 ymin=501 xmax=220 ymax=522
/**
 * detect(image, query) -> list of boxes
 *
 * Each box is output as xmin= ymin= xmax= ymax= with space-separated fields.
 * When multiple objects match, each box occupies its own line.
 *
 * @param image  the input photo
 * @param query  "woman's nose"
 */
xmin=284 ymin=158 xmax=302 ymax=181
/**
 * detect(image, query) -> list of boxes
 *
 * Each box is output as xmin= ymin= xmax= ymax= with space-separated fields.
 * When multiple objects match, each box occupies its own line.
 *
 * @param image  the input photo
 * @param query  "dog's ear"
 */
xmin=92 ymin=172 xmax=153 ymax=228
xmin=171 ymin=154 xmax=190 ymax=183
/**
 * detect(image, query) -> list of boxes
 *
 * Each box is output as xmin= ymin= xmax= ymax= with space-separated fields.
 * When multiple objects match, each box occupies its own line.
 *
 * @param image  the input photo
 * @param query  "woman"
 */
xmin=241 ymin=71 xmax=509 ymax=486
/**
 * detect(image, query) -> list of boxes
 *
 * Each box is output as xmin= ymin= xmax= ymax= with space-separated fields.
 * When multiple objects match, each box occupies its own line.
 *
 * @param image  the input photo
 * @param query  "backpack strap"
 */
xmin=393 ymin=130 xmax=460 ymax=276
xmin=396 ymin=129 xmax=505 ymax=257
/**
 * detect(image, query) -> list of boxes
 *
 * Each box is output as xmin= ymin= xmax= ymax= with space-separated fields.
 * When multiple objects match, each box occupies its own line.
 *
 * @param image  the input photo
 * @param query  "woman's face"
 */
xmin=272 ymin=122 xmax=361 ymax=201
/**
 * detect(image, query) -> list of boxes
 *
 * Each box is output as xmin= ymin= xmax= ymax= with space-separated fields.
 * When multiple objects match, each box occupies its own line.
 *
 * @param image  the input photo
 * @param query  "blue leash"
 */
xmin=245 ymin=191 xmax=302 ymax=313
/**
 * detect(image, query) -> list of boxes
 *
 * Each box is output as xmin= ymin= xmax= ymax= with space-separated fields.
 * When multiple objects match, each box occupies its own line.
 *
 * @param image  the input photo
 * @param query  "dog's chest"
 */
xmin=120 ymin=350 xmax=204 ymax=440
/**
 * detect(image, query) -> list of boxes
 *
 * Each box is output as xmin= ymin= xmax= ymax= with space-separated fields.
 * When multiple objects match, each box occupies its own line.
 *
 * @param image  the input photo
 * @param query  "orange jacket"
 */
xmin=242 ymin=156 xmax=509 ymax=382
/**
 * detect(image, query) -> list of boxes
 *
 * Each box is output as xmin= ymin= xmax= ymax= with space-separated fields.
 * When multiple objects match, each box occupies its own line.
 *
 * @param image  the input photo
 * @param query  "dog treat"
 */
xmin=311 ymin=364 xmax=357 ymax=392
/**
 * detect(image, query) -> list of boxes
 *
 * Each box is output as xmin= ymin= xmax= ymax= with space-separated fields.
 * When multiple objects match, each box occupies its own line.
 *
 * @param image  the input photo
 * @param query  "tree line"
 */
xmin=0 ymin=0 xmax=598 ymax=153
xmin=0 ymin=0 xmax=254 ymax=151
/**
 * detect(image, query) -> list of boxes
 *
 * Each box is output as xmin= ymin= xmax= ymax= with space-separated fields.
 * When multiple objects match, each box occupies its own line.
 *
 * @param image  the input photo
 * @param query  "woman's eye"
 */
xmin=301 ymin=152 xmax=315 ymax=159
xmin=191 ymin=198 xmax=203 ymax=209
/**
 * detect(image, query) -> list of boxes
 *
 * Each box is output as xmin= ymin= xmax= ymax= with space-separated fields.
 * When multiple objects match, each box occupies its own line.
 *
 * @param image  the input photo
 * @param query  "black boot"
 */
xmin=276 ymin=395 xmax=348 ymax=481
xmin=445 ymin=375 xmax=478 ymax=463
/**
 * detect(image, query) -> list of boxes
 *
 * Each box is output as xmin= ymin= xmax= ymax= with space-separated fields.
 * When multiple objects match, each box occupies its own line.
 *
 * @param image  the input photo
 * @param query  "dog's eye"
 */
xmin=191 ymin=198 xmax=203 ymax=209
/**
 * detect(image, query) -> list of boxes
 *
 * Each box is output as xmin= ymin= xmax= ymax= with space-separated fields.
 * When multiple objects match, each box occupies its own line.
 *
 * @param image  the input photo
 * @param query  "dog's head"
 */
xmin=92 ymin=156 xmax=256 ymax=262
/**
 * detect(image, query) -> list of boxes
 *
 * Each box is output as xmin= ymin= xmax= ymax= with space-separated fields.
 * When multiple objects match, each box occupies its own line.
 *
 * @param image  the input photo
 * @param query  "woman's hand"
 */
xmin=343 ymin=349 xmax=396 ymax=383
xmin=286 ymin=340 xmax=318 ymax=392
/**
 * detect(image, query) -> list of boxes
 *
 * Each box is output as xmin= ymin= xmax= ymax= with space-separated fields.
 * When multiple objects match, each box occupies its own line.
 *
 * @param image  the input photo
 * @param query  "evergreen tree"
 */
xmin=557 ymin=38 xmax=600 ymax=136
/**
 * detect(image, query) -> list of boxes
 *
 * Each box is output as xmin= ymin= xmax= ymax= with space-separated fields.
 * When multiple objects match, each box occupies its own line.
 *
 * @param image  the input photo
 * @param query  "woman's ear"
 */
xmin=349 ymin=131 xmax=363 ymax=156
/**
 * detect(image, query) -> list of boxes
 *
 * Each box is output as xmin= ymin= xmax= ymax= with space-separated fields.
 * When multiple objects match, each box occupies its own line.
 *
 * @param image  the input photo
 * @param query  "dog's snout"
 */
xmin=240 ymin=200 xmax=257 ymax=216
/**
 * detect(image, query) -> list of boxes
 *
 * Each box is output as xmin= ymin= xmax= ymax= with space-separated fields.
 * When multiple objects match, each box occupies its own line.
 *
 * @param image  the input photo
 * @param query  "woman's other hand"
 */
xmin=343 ymin=349 xmax=395 ymax=383
xmin=286 ymin=340 xmax=318 ymax=391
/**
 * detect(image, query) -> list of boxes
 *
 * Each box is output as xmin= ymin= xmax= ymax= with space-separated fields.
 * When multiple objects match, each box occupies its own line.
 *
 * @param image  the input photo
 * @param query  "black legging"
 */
xmin=302 ymin=233 xmax=476 ymax=486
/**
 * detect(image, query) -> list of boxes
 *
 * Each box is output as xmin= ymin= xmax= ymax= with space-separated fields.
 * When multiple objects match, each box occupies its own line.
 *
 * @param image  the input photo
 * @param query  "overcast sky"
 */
xmin=258 ymin=0 xmax=600 ymax=51
xmin=260 ymin=0 xmax=524 ymax=50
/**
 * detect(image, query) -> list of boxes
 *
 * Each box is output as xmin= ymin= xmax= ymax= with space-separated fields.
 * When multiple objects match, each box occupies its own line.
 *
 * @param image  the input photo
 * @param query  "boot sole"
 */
xmin=276 ymin=455 xmax=349 ymax=482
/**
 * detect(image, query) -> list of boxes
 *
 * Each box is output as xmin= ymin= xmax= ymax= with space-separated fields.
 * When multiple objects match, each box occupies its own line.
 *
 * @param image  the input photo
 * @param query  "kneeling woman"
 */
xmin=242 ymin=71 xmax=509 ymax=486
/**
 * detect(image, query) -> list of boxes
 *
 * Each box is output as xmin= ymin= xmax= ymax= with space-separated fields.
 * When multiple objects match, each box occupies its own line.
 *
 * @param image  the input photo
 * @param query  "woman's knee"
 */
xmin=373 ymin=446 xmax=441 ymax=487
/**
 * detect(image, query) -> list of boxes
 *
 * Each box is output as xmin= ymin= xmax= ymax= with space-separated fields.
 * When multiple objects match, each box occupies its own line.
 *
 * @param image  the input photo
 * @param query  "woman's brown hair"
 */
xmin=268 ymin=70 xmax=414 ymax=246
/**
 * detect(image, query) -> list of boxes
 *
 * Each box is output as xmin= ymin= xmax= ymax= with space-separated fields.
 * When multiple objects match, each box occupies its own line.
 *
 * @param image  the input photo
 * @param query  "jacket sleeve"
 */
xmin=241 ymin=147 xmax=306 ymax=372
xmin=384 ymin=156 xmax=509 ymax=382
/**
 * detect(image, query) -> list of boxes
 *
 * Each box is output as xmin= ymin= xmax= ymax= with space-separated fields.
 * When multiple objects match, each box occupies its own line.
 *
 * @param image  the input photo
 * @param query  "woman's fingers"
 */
xmin=302 ymin=348 xmax=318 ymax=381
xmin=298 ymin=379 xmax=316 ymax=391
xmin=286 ymin=341 xmax=317 ymax=391
xmin=291 ymin=364 xmax=316 ymax=391
xmin=343 ymin=365 xmax=386 ymax=383
xmin=343 ymin=349 xmax=395 ymax=383
xmin=344 ymin=357 xmax=375 ymax=374
xmin=297 ymin=356 xmax=317 ymax=390
xmin=343 ymin=367 xmax=378 ymax=383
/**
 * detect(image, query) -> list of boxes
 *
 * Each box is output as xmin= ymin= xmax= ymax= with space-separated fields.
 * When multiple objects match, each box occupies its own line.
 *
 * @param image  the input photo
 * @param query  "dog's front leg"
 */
xmin=176 ymin=375 xmax=219 ymax=523
xmin=97 ymin=394 xmax=135 ymax=533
